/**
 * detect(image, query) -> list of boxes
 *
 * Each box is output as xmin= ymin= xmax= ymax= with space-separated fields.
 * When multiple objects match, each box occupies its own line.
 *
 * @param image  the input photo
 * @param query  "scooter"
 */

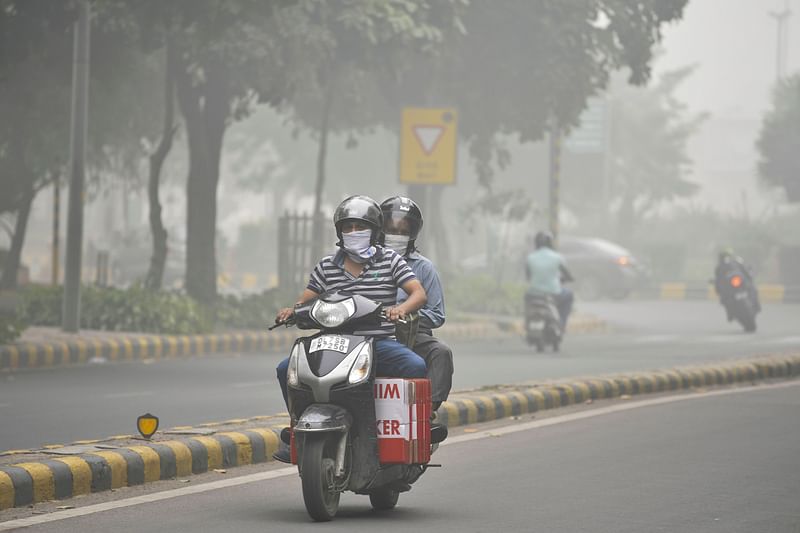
xmin=271 ymin=291 xmax=446 ymax=521
xmin=715 ymin=270 xmax=758 ymax=333
xmin=524 ymin=291 xmax=562 ymax=352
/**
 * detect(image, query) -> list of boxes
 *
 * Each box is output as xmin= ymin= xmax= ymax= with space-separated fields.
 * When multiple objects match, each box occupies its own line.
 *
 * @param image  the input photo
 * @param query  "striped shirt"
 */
xmin=307 ymin=246 xmax=417 ymax=336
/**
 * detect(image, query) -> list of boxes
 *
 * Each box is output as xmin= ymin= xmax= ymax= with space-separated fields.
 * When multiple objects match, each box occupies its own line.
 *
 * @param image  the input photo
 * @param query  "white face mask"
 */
xmin=384 ymin=234 xmax=411 ymax=255
xmin=342 ymin=229 xmax=376 ymax=263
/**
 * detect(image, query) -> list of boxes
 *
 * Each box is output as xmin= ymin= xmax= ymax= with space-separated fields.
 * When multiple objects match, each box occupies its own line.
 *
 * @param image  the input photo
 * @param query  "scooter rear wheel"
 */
xmin=301 ymin=436 xmax=340 ymax=522
xmin=369 ymin=487 xmax=400 ymax=510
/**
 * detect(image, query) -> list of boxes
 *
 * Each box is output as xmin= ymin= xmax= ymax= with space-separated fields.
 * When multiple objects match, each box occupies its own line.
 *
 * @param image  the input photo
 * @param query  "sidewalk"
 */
xmin=0 ymin=313 xmax=606 ymax=372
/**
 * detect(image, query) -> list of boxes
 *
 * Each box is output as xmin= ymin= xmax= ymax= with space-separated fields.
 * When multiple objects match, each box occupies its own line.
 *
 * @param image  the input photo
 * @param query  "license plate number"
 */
xmin=309 ymin=335 xmax=350 ymax=354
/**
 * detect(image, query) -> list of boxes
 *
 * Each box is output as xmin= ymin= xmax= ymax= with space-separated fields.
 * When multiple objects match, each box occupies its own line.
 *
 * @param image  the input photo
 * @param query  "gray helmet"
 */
xmin=534 ymin=230 xmax=554 ymax=249
xmin=333 ymin=195 xmax=383 ymax=245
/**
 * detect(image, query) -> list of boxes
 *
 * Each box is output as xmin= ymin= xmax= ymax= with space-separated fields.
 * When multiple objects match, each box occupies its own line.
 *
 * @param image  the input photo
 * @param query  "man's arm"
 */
xmin=412 ymin=259 xmax=446 ymax=328
xmin=390 ymin=279 xmax=426 ymax=321
xmin=275 ymin=288 xmax=320 ymax=323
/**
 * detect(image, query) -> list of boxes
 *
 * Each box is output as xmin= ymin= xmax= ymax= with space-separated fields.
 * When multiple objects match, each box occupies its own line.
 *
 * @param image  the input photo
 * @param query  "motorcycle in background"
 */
xmin=524 ymin=291 xmax=562 ymax=352
xmin=714 ymin=269 xmax=759 ymax=332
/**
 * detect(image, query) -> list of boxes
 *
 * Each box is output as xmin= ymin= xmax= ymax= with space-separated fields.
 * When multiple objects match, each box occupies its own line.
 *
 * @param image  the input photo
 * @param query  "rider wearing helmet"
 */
xmin=526 ymin=230 xmax=574 ymax=328
xmin=272 ymin=195 xmax=429 ymax=462
xmin=380 ymin=196 xmax=453 ymax=411
xmin=714 ymin=247 xmax=760 ymax=319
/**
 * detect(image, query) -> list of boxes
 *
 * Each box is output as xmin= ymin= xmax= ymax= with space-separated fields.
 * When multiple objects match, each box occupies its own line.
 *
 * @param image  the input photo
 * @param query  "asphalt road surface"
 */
xmin=3 ymin=381 xmax=798 ymax=532
xmin=1 ymin=300 xmax=799 ymax=451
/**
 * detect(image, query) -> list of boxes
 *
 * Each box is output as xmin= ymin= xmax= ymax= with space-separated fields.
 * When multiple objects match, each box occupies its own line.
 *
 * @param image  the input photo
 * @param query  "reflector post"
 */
xmin=137 ymin=413 xmax=159 ymax=439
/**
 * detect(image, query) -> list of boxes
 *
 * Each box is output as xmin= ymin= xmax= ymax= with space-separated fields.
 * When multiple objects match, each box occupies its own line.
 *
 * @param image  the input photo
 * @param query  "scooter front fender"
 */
xmin=295 ymin=404 xmax=353 ymax=433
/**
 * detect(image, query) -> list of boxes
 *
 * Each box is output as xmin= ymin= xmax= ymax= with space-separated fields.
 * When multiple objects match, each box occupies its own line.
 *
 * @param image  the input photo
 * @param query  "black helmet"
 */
xmin=333 ymin=195 xmax=383 ymax=245
xmin=380 ymin=196 xmax=424 ymax=255
xmin=534 ymin=230 xmax=554 ymax=249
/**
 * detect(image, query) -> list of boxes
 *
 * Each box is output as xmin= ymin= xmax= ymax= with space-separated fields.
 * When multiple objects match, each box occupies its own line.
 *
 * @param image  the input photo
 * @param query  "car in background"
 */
xmin=559 ymin=236 xmax=649 ymax=300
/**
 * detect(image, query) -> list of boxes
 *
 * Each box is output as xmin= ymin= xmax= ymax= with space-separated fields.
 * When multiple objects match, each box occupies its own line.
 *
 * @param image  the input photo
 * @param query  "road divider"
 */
xmin=634 ymin=283 xmax=800 ymax=303
xmin=0 ymin=316 xmax=606 ymax=372
xmin=4 ymin=352 xmax=794 ymax=511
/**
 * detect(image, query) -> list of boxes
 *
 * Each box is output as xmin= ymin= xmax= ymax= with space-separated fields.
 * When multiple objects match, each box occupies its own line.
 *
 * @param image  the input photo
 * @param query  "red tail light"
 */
xmin=730 ymin=275 xmax=743 ymax=288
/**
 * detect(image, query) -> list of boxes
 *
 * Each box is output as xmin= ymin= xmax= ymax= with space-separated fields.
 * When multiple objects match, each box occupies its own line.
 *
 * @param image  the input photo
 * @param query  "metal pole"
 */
xmin=548 ymin=123 xmax=562 ymax=246
xmin=770 ymin=1 xmax=792 ymax=82
xmin=52 ymin=180 xmax=60 ymax=286
xmin=62 ymin=1 xmax=90 ymax=332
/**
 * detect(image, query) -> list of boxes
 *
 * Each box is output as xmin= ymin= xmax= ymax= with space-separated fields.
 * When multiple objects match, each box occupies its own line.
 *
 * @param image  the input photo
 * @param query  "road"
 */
xmin=1 ymin=300 xmax=799 ymax=451
xmin=3 ymin=381 xmax=798 ymax=532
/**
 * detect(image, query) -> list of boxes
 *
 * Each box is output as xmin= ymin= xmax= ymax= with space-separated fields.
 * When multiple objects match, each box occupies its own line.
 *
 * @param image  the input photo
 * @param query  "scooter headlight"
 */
xmin=347 ymin=341 xmax=372 ymax=385
xmin=287 ymin=342 xmax=303 ymax=387
xmin=311 ymin=298 xmax=356 ymax=328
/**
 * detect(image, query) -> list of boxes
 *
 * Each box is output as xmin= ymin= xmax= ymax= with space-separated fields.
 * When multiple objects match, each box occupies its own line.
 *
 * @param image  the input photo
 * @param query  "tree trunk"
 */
xmin=311 ymin=79 xmax=335 ymax=260
xmin=0 ymin=183 xmax=35 ymax=290
xmin=144 ymin=39 xmax=176 ymax=291
xmin=175 ymin=57 xmax=229 ymax=305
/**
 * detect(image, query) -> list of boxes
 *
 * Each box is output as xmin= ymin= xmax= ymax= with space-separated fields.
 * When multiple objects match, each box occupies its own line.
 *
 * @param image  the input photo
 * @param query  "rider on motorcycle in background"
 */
xmin=525 ymin=231 xmax=575 ymax=329
xmin=714 ymin=248 xmax=761 ymax=320
xmin=380 ymin=196 xmax=454 ymax=412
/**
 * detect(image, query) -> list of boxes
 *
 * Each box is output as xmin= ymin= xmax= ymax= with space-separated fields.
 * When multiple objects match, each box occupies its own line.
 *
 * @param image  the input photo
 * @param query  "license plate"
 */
xmin=309 ymin=335 xmax=350 ymax=354
xmin=734 ymin=292 xmax=747 ymax=300
xmin=528 ymin=320 xmax=545 ymax=331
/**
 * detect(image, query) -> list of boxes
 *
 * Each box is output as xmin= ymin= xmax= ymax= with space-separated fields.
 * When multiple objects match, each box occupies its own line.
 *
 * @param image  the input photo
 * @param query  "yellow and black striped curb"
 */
xmin=0 ymin=322 xmax=523 ymax=372
xmin=635 ymin=283 xmax=800 ymax=303
xmin=0 ymin=330 xmax=297 ymax=371
xmin=435 ymin=354 xmax=800 ymax=428
xmin=0 ymin=428 xmax=281 ymax=510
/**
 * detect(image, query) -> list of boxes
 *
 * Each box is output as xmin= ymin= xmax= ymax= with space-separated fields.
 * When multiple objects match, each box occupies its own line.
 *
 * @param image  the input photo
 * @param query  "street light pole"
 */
xmin=770 ymin=0 xmax=792 ymax=82
xmin=62 ymin=1 xmax=91 ymax=332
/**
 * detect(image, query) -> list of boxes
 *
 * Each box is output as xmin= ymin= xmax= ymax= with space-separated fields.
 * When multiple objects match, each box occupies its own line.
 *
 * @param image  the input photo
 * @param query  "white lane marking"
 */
xmin=2 ymin=379 xmax=799 ymax=531
xmin=231 ymin=381 xmax=271 ymax=389
xmin=102 ymin=391 xmax=154 ymax=399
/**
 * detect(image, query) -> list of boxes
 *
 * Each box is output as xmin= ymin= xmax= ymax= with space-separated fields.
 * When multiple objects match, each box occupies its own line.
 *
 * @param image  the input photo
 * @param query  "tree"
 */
xmin=0 ymin=1 xmax=76 ymax=289
xmin=607 ymin=66 xmax=705 ymax=243
xmin=376 ymin=0 xmax=687 ymax=268
xmin=388 ymin=0 xmax=689 ymax=188
xmin=757 ymin=74 xmax=800 ymax=202
xmin=273 ymin=0 xmax=462 ymax=258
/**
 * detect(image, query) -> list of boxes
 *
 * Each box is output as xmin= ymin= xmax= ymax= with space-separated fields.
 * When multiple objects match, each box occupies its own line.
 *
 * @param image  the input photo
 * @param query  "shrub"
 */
xmin=19 ymin=285 xmax=212 ymax=335
xmin=444 ymin=274 xmax=526 ymax=316
xmin=215 ymin=289 xmax=285 ymax=330
xmin=0 ymin=314 xmax=26 ymax=344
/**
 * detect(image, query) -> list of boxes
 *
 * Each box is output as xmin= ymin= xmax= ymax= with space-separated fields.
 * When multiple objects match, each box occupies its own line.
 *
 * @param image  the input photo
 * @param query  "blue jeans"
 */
xmin=276 ymin=337 xmax=427 ymax=406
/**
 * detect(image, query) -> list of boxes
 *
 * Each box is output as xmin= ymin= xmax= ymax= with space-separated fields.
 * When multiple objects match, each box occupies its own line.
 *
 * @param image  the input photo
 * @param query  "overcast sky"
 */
xmin=657 ymin=0 xmax=799 ymax=119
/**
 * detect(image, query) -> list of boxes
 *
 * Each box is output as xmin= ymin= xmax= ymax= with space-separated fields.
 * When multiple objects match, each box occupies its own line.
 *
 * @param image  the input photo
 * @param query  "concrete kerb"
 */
xmin=1 ymin=352 xmax=798 ymax=510
xmin=0 ymin=316 xmax=606 ymax=372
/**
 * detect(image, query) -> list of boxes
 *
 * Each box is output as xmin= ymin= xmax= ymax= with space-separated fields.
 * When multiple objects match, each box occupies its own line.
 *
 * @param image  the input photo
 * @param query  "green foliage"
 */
xmin=757 ymin=74 xmax=800 ymax=202
xmin=19 ymin=285 xmax=212 ymax=334
xmin=0 ymin=314 xmax=27 ymax=344
xmin=391 ymin=0 xmax=689 ymax=187
xmin=627 ymin=206 xmax=777 ymax=281
xmin=215 ymin=290 xmax=285 ymax=330
xmin=444 ymin=274 xmax=526 ymax=316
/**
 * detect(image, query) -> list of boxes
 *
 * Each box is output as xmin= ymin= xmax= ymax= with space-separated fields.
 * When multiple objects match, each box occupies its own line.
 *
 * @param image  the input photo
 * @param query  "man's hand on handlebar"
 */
xmin=275 ymin=307 xmax=295 ymax=324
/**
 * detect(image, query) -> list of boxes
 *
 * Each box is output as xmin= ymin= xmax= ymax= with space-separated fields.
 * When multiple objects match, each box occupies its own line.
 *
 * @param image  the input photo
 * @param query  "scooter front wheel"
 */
xmin=301 ymin=436 xmax=340 ymax=521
